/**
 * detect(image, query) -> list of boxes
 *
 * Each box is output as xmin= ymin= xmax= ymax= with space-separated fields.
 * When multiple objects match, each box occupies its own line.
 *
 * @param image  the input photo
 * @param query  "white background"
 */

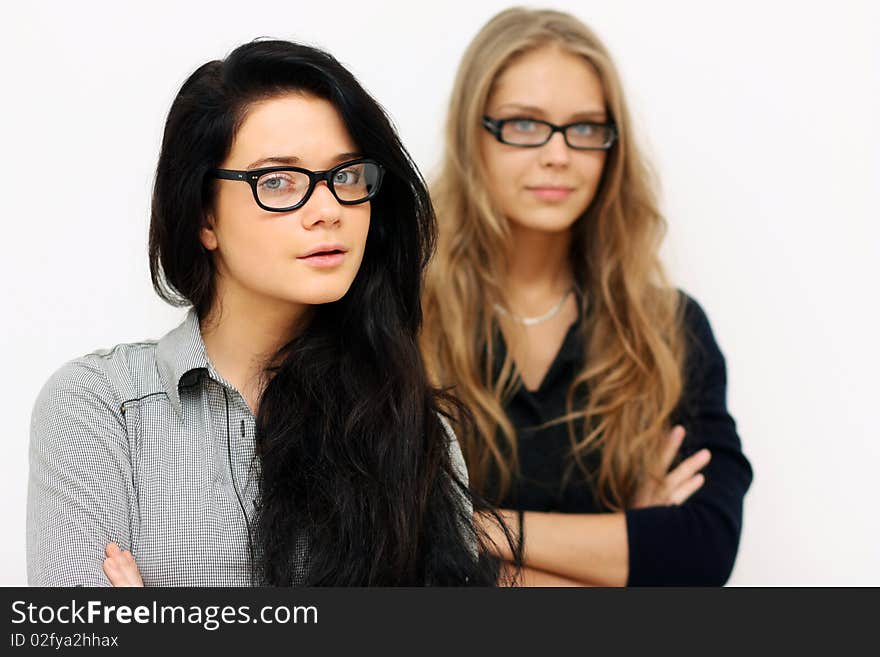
xmin=1 ymin=0 xmax=877 ymax=585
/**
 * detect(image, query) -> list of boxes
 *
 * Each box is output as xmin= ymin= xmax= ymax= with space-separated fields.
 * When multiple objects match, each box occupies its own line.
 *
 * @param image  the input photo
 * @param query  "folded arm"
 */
xmin=27 ymin=361 xmax=136 ymax=586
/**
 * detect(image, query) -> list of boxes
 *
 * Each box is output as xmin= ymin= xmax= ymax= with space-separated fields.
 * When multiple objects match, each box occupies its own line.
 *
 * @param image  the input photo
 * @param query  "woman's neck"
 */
xmin=505 ymin=223 xmax=575 ymax=315
xmin=200 ymin=284 xmax=309 ymax=414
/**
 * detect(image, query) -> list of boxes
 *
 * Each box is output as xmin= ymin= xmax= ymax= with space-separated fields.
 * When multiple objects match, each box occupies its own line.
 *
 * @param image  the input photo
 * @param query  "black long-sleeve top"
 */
xmin=487 ymin=292 xmax=753 ymax=585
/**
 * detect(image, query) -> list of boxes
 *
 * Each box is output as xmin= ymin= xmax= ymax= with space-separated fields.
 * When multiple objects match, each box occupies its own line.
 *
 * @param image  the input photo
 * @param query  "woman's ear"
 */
xmin=200 ymin=214 xmax=219 ymax=251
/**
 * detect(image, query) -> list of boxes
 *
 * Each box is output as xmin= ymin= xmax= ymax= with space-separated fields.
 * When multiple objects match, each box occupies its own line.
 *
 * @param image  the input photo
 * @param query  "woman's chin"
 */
xmin=284 ymin=283 xmax=353 ymax=307
xmin=508 ymin=213 xmax=582 ymax=234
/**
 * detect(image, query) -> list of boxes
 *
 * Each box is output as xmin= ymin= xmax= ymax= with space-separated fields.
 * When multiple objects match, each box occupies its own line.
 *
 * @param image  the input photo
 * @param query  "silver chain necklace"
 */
xmin=494 ymin=286 xmax=575 ymax=326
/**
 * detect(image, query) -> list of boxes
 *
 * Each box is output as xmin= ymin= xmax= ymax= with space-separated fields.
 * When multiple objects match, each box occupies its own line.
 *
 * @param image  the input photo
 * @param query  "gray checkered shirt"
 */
xmin=27 ymin=309 xmax=470 ymax=586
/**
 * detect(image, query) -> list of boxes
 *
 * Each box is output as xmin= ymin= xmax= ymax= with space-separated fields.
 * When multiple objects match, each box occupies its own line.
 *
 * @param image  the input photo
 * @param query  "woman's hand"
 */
xmin=632 ymin=425 xmax=711 ymax=508
xmin=102 ymin=542 xmax=144 ymax=587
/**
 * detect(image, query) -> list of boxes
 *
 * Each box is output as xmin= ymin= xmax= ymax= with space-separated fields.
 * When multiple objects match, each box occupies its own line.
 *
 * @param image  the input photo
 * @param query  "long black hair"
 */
xmin=149 ymin=40 xmax=509 ymax=585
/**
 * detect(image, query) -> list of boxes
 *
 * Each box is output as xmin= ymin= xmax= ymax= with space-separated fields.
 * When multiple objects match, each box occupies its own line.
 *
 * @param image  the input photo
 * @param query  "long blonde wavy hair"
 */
xmin=421 ymin=7 xmax=687 ymax=510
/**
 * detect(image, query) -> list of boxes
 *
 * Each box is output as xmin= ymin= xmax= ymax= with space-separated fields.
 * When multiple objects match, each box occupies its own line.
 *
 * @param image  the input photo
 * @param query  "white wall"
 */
xmin=2 ymin=0 xmax=877 ymax=585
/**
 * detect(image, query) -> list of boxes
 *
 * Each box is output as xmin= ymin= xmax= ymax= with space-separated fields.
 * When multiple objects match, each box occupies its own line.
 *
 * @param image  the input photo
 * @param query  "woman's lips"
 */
xmin=297 ymin=251 xmax=346 ymax=267
xmin=527 ymin=186 xmax=575 ymax=201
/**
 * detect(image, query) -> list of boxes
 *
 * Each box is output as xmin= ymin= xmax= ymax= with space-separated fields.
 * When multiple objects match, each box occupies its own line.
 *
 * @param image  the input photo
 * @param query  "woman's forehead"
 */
xmin=228 ymin=93 xmax=358 ymax=168
xmin=489 ymin=47 xmax=606 ymax=115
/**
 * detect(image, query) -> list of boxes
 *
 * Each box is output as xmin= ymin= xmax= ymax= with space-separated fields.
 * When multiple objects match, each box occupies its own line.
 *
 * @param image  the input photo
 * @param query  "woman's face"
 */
xmin=203 ymin=93 xmax=371 ymax=310
xmin=481 ymin=45 xmax=609 ymax=234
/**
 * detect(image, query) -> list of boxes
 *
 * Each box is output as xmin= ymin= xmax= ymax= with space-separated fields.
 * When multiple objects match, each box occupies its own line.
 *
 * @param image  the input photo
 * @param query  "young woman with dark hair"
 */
xmin=27 ymin=39 xmax=503 ymax=587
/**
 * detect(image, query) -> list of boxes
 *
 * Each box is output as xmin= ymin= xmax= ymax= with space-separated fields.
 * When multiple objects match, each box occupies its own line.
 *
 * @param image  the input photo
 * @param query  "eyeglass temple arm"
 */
xmin=481 ymin=117 xmax=501 ymax=134
xmin=213 ymin=169 xmax=248 ymax=181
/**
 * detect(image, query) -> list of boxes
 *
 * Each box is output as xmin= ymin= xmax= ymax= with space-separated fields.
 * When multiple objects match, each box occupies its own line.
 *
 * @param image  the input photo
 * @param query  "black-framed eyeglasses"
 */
xmin=213 ymin=158 xmax=385 ymax=212
xmin=482 ymin=116 xmax=617 ymax=150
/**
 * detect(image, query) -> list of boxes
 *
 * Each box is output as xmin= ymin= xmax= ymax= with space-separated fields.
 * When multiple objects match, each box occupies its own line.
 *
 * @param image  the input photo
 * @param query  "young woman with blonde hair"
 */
xmin=422 ymin=7 xmax=753 ymax=585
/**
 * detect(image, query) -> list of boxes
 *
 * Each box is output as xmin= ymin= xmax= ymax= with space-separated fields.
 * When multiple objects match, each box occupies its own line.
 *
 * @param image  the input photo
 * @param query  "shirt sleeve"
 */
xmin=27 ymin=360 xmax=136 ymax=586
xmin=439 ymin=414 xmax=472 ymax=509
xmin=438 ymin=413 xmax=477 ymax=558
xmin=624 ymin=294 xmax=753 ymax=585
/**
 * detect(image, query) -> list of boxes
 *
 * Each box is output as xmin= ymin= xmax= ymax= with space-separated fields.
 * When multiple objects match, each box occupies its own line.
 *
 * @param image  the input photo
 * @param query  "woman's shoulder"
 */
xmin=675 ymin=289 xmax=713 ymax=334
xmin=675 ymin=289 xmax=724 ymax=354
xmin=34 ymin=338 xmax=164 ymax=424
xmin=673 ymin=289 xmax=730 ymax=392
xmin=437 ymin=413 xmax=469 ymax=487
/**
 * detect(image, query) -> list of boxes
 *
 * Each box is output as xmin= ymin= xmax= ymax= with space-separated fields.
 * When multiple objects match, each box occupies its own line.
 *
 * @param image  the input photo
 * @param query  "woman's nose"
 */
xmin=300 ymin=181 xmax=342 ymax=228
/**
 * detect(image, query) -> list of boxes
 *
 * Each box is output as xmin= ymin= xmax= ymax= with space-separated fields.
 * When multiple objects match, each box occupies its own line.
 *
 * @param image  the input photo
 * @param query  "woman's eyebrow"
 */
xmin=492 ymin=104 xmax=607 ymax=121
xmin=245 ymin=152 xmax=363 ymax=169
xmin=568 ymin=110 xmax=608 ymax=121
xmin=246 ymin=155 xmax=300 ymax=169
xmin=330 ymin=151 xmax=364 ymax=165
xmin=493 ymin=103 xmax=547 ymax=116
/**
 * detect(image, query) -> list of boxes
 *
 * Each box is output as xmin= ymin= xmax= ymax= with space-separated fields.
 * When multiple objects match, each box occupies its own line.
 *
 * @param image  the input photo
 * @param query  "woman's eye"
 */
xmin=510 ymin=119 xmax=538 ymax=133
xmin=333 ymin=170 xmax=360 ymax=185
xmin=571 ymin=123 xmax=595 ymax=135
xmin=259 ymin=174 xmax=294 ymax=192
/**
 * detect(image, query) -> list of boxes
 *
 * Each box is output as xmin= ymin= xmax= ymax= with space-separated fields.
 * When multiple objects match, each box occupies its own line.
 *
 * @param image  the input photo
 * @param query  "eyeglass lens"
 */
xmin=256 ymin=161 xmax=380 ymax=209
xmin=500 ymin=119 xmax=612 ymax=148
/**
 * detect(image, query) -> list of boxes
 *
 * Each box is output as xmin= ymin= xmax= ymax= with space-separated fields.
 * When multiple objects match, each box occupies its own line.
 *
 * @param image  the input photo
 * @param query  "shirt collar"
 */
xmin=555 ymin=317 xmax=586 ymax=366
xmin=156 ymin=308 xmax=211 ymax=417
xmin=490 ymin=312 xmax=586 ymax=375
